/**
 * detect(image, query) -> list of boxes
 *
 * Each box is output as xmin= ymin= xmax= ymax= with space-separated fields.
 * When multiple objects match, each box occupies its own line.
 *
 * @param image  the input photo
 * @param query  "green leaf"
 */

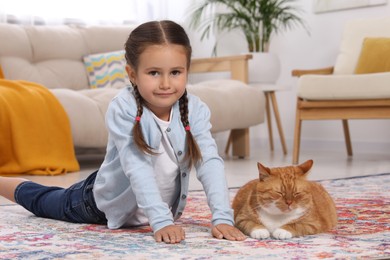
xmin=187 ymin=0 xmax=309 ymax=53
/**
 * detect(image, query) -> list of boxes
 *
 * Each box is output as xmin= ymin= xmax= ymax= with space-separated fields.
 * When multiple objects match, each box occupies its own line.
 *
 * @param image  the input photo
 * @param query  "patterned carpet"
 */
xmin=1 ymin=174 xmax=389 ymax=259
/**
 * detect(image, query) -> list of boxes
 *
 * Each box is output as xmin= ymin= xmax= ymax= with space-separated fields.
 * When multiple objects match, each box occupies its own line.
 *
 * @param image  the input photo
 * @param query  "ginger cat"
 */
xmin=232 ymin=160 xmax=337 ymax=240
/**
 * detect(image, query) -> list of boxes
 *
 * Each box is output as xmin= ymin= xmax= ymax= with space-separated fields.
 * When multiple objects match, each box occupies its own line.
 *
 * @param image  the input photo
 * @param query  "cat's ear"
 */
xmin=257 ymin=162 xmax=271 ymax=181
xmin=298 ymin=159 xmax=314 ymax=175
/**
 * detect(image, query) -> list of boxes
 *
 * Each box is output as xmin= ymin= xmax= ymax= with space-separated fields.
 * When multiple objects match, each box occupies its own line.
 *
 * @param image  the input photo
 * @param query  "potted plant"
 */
xmin=188 ymin=0 xmax=307 ymax=83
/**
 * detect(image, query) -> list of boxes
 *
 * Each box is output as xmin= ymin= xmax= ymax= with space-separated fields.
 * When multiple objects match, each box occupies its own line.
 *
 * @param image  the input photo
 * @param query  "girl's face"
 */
xmin=126 ymin=44 xmax=188 ymax=121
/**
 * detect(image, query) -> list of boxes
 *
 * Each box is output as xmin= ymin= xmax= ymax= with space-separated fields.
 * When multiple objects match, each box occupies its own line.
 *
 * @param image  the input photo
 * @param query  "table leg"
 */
xmin=269 ymin=91 xmax=288 ymax=155
xmin=265 ymin=92 xmax=274 ymax=151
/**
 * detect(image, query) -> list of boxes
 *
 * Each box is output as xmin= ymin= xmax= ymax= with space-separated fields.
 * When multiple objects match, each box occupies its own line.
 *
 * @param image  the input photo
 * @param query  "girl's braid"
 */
xmin=132 ymin=86 xmax=156 ymax=155
xmin=133 ymin=86 xmax=144 ymax=118
xmin=179 ymin=90 xmax=189 ymax=127
xmin=179 ymin=90 xmax=202 ymax=168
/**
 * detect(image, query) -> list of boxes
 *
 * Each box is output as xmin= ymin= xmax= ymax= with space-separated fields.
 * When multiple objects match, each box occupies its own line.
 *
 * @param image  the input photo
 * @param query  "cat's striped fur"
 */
xmin=232 ymin=160 xmax=337 ymax=240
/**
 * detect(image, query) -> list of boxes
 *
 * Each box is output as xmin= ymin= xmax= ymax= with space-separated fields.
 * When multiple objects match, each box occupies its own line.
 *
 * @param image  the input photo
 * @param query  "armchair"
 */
xmin=291 ymin=17 xmax=390 ymax=164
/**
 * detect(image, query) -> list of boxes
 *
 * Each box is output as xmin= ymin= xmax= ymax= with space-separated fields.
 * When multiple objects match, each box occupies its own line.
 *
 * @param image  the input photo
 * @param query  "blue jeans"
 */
xmin=14 ymin=170 xmax=107 ymax=224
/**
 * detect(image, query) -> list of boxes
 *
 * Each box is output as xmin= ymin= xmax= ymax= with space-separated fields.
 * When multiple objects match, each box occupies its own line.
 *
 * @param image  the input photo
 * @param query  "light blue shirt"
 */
xmin=93 ymin=87 xmax=234 ymax=232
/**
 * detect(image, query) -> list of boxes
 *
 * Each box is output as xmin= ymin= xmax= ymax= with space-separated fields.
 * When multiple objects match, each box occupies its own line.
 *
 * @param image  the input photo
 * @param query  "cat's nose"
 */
xmin=286 ymin=199 xmax=292 ymax=205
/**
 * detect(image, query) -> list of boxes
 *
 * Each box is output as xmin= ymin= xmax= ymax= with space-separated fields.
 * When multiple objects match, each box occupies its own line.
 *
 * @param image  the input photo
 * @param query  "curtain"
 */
xmin=0 ymin=0 xmax=190 ymax=26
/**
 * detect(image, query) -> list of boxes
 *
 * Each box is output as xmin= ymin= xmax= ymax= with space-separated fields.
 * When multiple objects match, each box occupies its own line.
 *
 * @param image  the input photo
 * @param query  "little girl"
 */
xmin=0 ymin=20 xmax=246 ymax=244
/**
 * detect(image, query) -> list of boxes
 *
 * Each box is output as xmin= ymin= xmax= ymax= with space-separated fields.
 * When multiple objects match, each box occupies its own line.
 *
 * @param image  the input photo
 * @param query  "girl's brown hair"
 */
xmin=124 ymin=20 xmax=202 ymax=168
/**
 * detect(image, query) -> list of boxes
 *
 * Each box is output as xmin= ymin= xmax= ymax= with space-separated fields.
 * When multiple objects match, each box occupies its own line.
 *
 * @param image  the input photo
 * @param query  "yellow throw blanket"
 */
xmin=0 ymin=79 xmax=80 ymax=175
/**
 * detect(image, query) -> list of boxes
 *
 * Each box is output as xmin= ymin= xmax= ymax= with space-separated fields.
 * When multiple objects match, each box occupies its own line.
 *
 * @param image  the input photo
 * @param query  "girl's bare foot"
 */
xmin=0 ymin=177 xmax=29 ymax=202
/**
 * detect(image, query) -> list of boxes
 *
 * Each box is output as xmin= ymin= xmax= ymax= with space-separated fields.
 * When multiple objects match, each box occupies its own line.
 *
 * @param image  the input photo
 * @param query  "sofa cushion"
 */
xmin=0 ymin=24 xmax=135 ymax=90
xmin=297 ymin=72 xmax=390 ymax=100
xmin=27 ymin=26 xmax=88 ymax=61
xmin=334 ymin=17 xmax=390 ymax=75
xmin=354 ymin=37 xmax=390 ymax=74
xmin=0 ymin=24 xmax=32 ymax=60
xmin=1 ymin=56 xmax=89 ymax=90
xmin=83 ymin=51 xmax=129 ymax=89
xmin=50 ymin=88 xmax=120 ymax=147
xmin=188 ymin=79 xmax=265 ymax=132
xmin=79 ymin=25 xmax=133 ymax=54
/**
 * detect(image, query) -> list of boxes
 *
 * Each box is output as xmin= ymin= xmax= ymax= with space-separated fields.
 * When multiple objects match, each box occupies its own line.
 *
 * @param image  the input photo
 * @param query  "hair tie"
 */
xmin=135 ymin=116 xmax=141 ymax=122
xmin=185 ymin=125 xmax=190 ymax=131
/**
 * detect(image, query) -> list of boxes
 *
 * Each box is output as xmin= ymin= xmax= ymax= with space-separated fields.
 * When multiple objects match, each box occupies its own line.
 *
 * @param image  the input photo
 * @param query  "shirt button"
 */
xmin=181 ymin=172 xmax=187 ymax=178
xmin=181 ymin=194 xmax=187 ymax=200
xmin=177 ymin=151 xmax=183 ymax=156
xmin=166 ymin=127 xmax=171 ymax=132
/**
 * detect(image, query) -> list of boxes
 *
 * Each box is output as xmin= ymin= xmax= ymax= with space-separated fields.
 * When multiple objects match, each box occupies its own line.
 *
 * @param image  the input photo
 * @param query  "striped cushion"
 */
xmin=83 ymin=51 xmax=129 ymax=89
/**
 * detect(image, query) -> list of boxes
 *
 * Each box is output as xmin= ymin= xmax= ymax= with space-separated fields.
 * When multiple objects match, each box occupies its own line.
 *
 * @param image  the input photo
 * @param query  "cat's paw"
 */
xmin=272 ymin=228 xmax=293 ymax=240
xmin=250 ymin=228 xmax=270 ymax=240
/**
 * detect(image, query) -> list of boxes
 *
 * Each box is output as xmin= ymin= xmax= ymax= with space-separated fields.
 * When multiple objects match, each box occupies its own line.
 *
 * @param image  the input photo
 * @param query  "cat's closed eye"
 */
xmin=293 ymin=192 xmax=302 ymax=197
xmin=275 ymin=191 xmax=284 ymax=196
xmin=272 ymin=191 xmax=285 ymax=199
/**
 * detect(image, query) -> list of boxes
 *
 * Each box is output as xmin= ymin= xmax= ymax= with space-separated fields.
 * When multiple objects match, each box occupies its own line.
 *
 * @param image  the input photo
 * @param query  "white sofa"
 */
xmin=0 ymin=23 xmax=265 ymax=157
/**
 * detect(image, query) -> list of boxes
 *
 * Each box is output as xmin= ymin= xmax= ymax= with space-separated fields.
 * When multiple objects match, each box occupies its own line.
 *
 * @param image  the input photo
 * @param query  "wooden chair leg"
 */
xmin=224 ymin=132 xmax=232 ymax=155
xmin=342 ymin=119 xmax=353 ymax=156
xmin=265 ymin=92 xmax=274 ymax=151
xmin=269 ymin=92 xmax=288 ymax=155
xmin=293 ymin=104 xmax=302 ymax=165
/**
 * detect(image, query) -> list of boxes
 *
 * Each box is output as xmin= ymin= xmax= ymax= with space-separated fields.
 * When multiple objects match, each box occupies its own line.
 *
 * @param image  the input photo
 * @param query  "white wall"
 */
xmin=185 ymin=1 xmax=390 ymax=151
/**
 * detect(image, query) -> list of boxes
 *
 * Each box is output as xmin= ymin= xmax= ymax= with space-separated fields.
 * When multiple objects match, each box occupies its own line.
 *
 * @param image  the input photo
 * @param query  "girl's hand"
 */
xmin=212 ymin=224 xmax=246 ymax=241
xmin=154 ymin=225 xmax=185 ymax=244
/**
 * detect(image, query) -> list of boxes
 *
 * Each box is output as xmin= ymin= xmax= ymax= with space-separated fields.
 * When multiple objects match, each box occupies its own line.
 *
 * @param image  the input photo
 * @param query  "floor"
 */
xmin=1 ymin=137 xmax=389 ymax=205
